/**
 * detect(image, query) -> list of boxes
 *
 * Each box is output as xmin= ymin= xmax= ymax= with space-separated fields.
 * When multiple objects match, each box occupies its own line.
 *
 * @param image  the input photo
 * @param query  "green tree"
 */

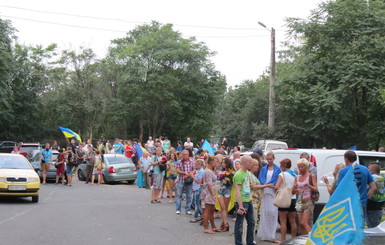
xmin=0 ymin=19 xmax=16 ymax=139
xmin=277 ymin=0 xmax=385 ymax=149
xmin=216 ymin=77 xmax=269 ymax=148
xmin=105 ymin=21 xmax=226 ymax=142
xmin=42 ymin=47 xmax=104 ymax=140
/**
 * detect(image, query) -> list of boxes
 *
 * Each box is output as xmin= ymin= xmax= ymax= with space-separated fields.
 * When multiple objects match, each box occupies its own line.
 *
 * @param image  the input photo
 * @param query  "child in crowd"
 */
xmin=190 ymin=159 xmax=205 ymax=223
xmin=165 ymin=153 xmax=178 ymax=202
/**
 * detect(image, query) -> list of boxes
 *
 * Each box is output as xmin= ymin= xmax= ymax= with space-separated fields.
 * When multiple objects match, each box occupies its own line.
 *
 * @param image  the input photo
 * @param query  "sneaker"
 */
xmin=186 ymin=211 xmax=192 ymax=215
xmin=176 ymin=210 xmax=181 ymax=214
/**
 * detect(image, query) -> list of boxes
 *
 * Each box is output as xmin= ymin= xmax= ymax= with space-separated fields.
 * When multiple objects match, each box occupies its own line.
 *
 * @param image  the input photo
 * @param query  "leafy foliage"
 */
xmin=276 ymin=0 xmax=385 ymax=149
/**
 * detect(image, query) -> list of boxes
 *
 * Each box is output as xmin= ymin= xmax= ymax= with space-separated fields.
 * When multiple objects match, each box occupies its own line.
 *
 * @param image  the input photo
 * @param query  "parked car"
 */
xmin=19 ymin=142 xmax=41 ymax=158
xmin=0 ymin=141 xmax=18 ymax=153
xmin=29 ymin=150 xmax=59 ymax=182
xmin=241 ymin=139 xmax=288 ymax=156
xmin=28 ymin=149 xmax=42 ymax=162
xmin=271 ymin=148 xmax=385 ymax=221
xmin=282 ymin=221 xmax=385 ymax=244
xmin=0 ymin=153 xmax=40 ymax=202
xmin=77 ymin=154 xmax=137 ymax=184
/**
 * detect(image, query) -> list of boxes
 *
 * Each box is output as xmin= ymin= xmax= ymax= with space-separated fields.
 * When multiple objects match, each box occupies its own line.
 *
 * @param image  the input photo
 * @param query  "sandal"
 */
xmin=189 ymin=219 xmax=198 ymax=223
xmin=155 ymin=200 xmax=162 ymax=203
xmin=150 ymin=200 xmax=156 ymax=204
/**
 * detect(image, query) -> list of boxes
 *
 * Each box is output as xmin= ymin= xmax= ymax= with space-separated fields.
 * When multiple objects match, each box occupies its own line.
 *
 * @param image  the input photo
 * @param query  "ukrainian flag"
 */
xmin=306 ymin=166 xmax=363 ymax=245
xmin=58 ymin=126 xmax=82 ymax=142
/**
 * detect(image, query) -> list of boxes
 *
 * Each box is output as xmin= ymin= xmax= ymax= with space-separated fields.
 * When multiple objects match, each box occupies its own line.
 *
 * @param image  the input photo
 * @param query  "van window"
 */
xmin=358 ymin=156 xmax=385 ymax=170
xmin=267 ymin=143 xmax=287 ymax=151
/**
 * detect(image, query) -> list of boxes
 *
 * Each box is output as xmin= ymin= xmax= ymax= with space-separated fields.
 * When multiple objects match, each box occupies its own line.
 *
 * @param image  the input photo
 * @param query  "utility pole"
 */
xmin=269 ymin=27 xmax=275 ymax=128
xmin=258 ymin=22 xmax=276 ymax=128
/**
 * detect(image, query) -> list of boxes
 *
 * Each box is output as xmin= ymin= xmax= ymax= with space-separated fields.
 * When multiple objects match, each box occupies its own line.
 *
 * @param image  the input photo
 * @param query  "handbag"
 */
xmin=273 ymin=173 xmax=292 ymax=208
xmin=309 ymin=174 xmax=320 ymax=202
xmin=184 ymin=176 xmax=193 ymax=184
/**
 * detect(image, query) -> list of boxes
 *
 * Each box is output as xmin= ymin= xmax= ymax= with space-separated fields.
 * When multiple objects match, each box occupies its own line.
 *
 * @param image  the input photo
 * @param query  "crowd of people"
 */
xmin=33 ymin=136 xmax=385 ymax=244
xmin=132 ymin=138 xmax=385 ymax=244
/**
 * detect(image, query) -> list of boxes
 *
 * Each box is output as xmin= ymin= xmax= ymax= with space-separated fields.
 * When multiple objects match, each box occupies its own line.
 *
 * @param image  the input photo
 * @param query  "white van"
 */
xmin=272 ymin=148 xmax=385 ymax=220
xmin=241 ymin=139 xmax=288 ymax=156
xmin=252 ymin=139 xmax=288 ymax=152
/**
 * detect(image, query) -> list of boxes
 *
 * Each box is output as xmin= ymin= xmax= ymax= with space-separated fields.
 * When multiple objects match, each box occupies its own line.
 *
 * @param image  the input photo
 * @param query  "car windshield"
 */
xmin=20 ymin=146 xmax=39 ymax=153
xmin=252 ymin=141 xmax=265 ymax=150
xmin=105 ymin=155 xmax=130 ymax=164
xmin=0 ymin=155 xmax=32 ymax=169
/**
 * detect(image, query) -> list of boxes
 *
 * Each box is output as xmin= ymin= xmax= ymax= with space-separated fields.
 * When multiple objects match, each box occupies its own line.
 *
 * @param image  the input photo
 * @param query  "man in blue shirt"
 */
xmin=39 ymin=143 xmax=53 ymax=184
xmin=114 ymin=139 xmax=124 ymax=154
xmin=337 ymin=150 xmax=377 ymax=219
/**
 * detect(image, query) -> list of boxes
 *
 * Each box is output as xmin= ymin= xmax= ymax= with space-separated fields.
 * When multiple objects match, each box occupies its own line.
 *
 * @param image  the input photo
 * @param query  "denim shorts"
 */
xmin=66 ymin=165 xmax=73 ymax=175
xmin=166 ymin=174 xmax=177 ymax=180
xmin=218 ymin=187 xmax=231 ymax=198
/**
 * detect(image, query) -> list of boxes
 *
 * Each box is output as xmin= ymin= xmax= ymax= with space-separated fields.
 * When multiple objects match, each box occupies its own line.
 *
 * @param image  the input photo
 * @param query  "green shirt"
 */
xmin=233 ymin=169 xmax=251 ymax=202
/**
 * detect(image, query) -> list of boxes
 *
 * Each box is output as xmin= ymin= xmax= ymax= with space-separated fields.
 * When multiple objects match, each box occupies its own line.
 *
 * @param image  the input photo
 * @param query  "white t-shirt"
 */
xmin=184 ymin=141 xmax=193 ymax=148
xmin=147 ymin=140 xmax=154 ymax=148
xmin=279 ymin=171 xmax=296 ymax=199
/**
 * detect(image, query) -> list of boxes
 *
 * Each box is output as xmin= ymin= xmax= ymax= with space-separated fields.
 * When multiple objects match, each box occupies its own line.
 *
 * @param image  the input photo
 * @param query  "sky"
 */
xmin=0 ymin=0 xmax=325 ymax=87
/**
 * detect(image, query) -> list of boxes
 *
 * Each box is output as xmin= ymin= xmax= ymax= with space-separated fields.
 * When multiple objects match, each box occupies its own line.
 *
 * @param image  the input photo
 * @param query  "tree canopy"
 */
xmin=3 ymin=1 xmax=385 ymax=150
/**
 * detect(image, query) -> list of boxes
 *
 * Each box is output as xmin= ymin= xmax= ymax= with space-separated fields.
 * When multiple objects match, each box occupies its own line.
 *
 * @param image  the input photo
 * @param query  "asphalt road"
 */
xmin=0 ymin=178 xmax=285 ymax=245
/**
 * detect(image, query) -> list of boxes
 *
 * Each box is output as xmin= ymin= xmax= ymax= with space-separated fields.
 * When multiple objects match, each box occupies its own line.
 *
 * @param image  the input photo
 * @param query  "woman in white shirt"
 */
xmin=274 ymin=158 xmax=297 ymax=243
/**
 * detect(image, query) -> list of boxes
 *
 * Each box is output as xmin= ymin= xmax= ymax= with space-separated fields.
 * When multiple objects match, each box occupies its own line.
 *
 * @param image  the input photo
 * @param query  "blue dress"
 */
xmin=136 ymin=168 xmax=146 ymax=188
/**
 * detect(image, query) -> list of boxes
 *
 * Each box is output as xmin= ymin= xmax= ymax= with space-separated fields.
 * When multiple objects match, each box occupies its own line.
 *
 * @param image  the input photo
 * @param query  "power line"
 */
xmin=0 ymin=14 xmax=272 ymax=39
xmin=0 ymin=4 xmax=272 ymax=31
xmin=0 ymin=15 xmax=128 ymax=33
xmin=0 ymin=4 xmax=146 ymax=25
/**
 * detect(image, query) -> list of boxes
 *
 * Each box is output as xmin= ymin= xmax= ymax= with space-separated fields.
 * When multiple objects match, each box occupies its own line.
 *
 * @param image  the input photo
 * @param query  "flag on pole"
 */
xmin=202 ymin=140 xmax=214 ymax=156
xmin=306 ymin=166 xmax=364 ymax=245
xmin=58 ymin=126 xmax=82 ymax=142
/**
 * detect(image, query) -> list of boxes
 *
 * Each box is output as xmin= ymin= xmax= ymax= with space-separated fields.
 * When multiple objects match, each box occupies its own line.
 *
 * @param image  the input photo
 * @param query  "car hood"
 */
xmin=0 ymin=169 xmax=39 ymax=178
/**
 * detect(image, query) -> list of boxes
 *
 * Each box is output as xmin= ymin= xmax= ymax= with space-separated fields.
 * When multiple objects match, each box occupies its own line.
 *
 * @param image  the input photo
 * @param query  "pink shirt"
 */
xmin=297 ymin=175 xmax=311 ymax=199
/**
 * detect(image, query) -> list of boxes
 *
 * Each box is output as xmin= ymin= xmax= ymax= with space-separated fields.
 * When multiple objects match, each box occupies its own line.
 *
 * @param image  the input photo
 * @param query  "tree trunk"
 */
xmin=139 ymin=119 xmax=144 ymax=143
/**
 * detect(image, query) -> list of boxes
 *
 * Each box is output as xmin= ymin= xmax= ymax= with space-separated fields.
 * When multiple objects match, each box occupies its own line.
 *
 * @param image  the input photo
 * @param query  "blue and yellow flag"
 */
xmin=202 ymin=140 xmax=214 ymax=156
xmin=58 ymin=126 xmax=82 ymax=142
xmin=306 ymin=166 xmax=363 ymax=245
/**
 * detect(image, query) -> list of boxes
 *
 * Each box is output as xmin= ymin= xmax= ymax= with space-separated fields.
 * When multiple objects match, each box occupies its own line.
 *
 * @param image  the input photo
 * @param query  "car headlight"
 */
xmin=0 ymin=177 xmax=6 ymax=182
xmin=27 ymin=177 xmax=39 ymax=183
